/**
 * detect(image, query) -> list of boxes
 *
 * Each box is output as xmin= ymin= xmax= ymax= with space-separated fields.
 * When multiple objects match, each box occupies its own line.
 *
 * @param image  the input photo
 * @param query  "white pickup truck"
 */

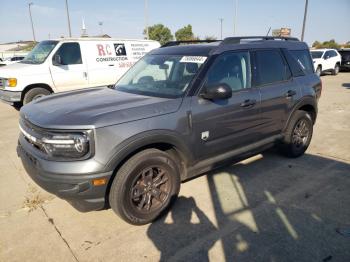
xmin=310 ymin=49 xmax=341 ymax=76
xmin=0 ymin=38 xmax=160 ymax=105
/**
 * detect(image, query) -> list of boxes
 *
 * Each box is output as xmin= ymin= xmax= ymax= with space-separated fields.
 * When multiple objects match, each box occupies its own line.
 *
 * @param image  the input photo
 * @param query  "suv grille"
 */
xmin=0 ymin=78 xmax=4 ymax=89
xmin=19 ymin=117 xmax=48 ymax=154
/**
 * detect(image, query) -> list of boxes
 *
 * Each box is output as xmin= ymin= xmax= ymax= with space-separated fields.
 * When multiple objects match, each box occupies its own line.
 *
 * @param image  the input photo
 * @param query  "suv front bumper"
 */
xmin=0 ymin=89 xmax=21 ymax=104
xmin=17 ymin=137 xmax=113 ymax=212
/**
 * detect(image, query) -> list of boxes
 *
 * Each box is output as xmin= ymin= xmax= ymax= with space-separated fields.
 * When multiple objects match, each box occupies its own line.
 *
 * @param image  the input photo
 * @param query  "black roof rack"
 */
xmin=220 ymin=36 xmax=300 ymax=45
xmin=161 ymin=40 xmax=220 ymax=47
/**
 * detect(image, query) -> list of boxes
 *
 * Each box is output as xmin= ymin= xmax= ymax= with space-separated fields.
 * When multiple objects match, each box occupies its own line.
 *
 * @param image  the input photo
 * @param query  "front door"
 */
xmin=191 ymin=51 xmax=262 ymax=160
xmin=49 ymin=42 xmax=89 ymax=92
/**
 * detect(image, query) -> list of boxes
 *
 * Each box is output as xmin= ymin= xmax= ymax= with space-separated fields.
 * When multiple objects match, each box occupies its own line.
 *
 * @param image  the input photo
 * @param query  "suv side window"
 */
xmin=290 ymin=49 xmax=314 ymax=75
xmin=255 ymin=49 xmax=290 ymax=86
xmin=324 ymin=51 xmax=331 ymax=59
xmin=54 ymin=43 xmax=82 ymax=65
xmin=206 ymin=51 xmax=251 ymax=91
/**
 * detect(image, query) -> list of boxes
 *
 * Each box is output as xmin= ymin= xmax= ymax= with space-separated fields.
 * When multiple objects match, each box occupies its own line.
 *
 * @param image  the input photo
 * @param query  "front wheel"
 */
xmin=109 ymin=149 xmax=181 ymax=225
xmin=23 ymin=87 xmax=51 ymax=104
xmin=279 ymin=110 xmax=313 ymax=158
xmin=332 ymin=64 xmax=340 ymax=75
xmin=316 ymin=66 xmax=322 ymax=76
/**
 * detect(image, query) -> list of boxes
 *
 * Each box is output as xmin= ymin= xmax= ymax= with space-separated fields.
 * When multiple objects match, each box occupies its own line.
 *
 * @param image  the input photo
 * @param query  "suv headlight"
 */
xmin=41 ymin=133 xmax=90 ymax=159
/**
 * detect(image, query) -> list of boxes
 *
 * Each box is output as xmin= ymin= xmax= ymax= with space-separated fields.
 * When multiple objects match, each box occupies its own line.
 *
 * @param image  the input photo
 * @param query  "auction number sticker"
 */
xmin=180 ymin=56 xmax=207 ymax=63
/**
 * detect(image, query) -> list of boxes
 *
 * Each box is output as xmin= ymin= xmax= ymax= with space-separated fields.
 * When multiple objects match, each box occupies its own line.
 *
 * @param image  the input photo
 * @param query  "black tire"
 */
xmin=23 ymin=87 xmax=51 ymax=104
xmin=279 ymin=110 xmax=313 ymax=158
xmin=109 ymin=149 xmax=181 ymax=225
xmin=316 ymin=65 xmax=322 ymax=76
xmin=332 ymin=64 xmax=340 ymax=75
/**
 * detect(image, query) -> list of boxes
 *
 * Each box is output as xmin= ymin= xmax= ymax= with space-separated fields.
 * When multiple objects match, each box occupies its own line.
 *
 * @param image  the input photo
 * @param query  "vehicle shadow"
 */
xmin=342 ymin=83 xmax=350 ymax=89
xmin=147 ymin=149 xmax=350 ymax=261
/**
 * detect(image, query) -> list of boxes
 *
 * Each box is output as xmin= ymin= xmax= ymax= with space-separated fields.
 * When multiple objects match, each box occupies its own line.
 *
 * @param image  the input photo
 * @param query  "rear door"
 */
xmin=254 ymin=49 xmax=299 ymax=138
xmin=49 ymin=42 xmax=89 ymax=92
xmin=191 ymin=51 xmax=263 ymax=160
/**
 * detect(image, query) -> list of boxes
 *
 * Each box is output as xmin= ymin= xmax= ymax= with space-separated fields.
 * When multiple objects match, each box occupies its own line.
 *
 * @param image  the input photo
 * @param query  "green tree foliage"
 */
xmin=312 ymin=39 xmax=341 ymax=49
xmin=175 ymin=25 xmax=196 ymax=41
xmin=204 ymin=36 xmax=217 ymax=40
xmin=144 ymin=24 xmax=173 ymax=45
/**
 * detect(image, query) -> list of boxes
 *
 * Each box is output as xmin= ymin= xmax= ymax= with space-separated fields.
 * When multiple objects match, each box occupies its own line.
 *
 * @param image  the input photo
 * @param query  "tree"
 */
xmin=204 ymin=36 xmax=217 ymax=41
xmin=312 ymin=41 xmax=321 ymax=48
xmin=144 ymin=24 xmax=173 ymax=45
xmin=175 ymin=25 xmax=196 ymax=41
xmin=311 ymin=39 xmax=340 ymax=49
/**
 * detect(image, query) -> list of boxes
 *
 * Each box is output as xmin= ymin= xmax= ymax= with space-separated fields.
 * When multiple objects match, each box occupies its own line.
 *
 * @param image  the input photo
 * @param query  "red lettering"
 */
xmin=106 ymin=44 xmax=112 ymax=55
xmin=97 ymin=44 xmax=106 ymax=56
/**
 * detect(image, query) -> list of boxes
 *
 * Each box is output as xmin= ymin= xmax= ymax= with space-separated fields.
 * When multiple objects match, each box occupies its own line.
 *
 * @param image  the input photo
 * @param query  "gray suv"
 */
xmin=17 ymin=36 xmax=321 ymax=225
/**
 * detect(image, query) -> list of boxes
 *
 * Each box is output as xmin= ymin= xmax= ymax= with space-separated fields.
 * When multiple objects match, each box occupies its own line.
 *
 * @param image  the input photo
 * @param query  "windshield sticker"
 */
xmin=180 ymin=56 xmax=207 ymax=63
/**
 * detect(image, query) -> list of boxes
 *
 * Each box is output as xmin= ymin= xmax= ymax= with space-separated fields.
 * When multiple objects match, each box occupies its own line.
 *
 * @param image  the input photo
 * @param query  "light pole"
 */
xmin=219 ymin=18 xmax=224 ymax=40
xmin=301 ymin=0 xmax=308 ymax=41
xmin=233 ymin=0 xmax=238 ymax=36
xmin=145 ymin=0 xmax=149 ymax=39
xmin=28 ymin=2 xmax=36 ymax=42
xmin=65 ymin=0 xmax=72 ymax=37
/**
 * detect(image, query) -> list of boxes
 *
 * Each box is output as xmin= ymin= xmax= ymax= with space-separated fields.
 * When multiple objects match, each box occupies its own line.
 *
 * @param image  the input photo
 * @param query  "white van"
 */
xmin=0 ymin=38 xmax=160 ymax=104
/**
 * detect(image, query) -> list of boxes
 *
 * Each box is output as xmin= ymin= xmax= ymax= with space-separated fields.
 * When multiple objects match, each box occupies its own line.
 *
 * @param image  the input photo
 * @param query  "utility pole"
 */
xmin=98 ymin=21 xmax=103 ymax=35
xmin=65 ymin=0 xmax=72 ymax=37
xmin=28 ymin=3 xmax=36 ymax=42
xmin=219 ymin=18 xmax=224 ymax=40
xmin=145 ymin=0 xmax=149 ymax=39
xmin=233 ymin=0 xmax=238 ymax=35
xmin=301 ymin=0 xmax=308 ymax=41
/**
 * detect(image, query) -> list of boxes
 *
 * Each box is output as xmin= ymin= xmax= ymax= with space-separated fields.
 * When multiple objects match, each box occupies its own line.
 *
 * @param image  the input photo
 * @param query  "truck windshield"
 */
xmin=21 ymin=40 xmax=58 ymax=64
xmin=115 ymin=54 xmax=207 ymax=98
xmin=311 ymin=51 xmax=323 ymax=59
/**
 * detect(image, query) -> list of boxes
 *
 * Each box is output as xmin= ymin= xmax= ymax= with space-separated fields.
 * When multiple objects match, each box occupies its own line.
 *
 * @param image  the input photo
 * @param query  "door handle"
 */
xmin=285 ymin=90 xmax=296 ymax=98
xmin=83 ymin=72 xmax=88 ymax=79
xmin=240 ymin=99 xmax=256 ymax=108
xmin=108 ymin=64 xmax=115 ymax=67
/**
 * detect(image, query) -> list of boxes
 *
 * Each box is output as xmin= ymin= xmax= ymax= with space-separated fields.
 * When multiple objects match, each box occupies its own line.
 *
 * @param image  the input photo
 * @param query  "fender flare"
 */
xmin=283 ymin=97 xmax=317 ymax=132
xmin=104 ymin=130 xmax=194 ymax=172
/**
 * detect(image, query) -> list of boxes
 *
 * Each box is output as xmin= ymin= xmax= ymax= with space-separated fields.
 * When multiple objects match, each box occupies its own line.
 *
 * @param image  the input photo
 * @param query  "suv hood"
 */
xmin=20 ymin=87 xmax=183 ymax=129
xmin=0 ymin=62 xmax=46 ymax=77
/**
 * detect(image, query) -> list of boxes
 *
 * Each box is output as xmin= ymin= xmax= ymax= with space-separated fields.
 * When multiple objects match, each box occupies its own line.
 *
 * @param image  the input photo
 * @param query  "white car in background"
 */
xmin=310 ymin=49 xmax=341 ymax=76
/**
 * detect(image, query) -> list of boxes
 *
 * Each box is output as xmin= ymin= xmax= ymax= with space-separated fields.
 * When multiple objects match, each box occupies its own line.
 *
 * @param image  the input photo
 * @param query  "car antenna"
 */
xmin=266 ymin=27 xmax=271 ymax=36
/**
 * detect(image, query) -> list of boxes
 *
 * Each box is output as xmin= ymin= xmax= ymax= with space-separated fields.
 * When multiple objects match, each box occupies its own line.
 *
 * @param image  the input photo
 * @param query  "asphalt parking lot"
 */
xmin=0 ymin=73 xmax=349 ymax=262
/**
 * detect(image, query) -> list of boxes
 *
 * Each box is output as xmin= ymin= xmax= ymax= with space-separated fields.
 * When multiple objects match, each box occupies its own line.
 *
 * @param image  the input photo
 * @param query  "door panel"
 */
xmin=49 ymin=42 xmax=88 ymax=92
xmin=254 ymin=49 xmax=299 ymax=138
xmin=190 ymin=50 xmax=263 ymax=160
xmin=191 ymin=89 xmax=261 ymax=160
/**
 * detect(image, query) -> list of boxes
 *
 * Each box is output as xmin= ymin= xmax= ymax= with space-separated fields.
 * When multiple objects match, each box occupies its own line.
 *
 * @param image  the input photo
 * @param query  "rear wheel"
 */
xmin=23 ymin=87 xmax=51 ymax=104
xmin=332 ymin=64 xmax=340 ymax=75
xmin=109 ymin=149 xmax=180 ymax=225
xmin=279 ymin=110 xmax=313 ymax=158
xmin=316 ymin=65 xmax=322 ymax=76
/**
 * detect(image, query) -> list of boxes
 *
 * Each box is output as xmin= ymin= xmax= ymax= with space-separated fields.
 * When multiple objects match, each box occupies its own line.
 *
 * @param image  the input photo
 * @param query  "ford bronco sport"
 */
xmin=17 ymin=36 xmax=321 ymax=225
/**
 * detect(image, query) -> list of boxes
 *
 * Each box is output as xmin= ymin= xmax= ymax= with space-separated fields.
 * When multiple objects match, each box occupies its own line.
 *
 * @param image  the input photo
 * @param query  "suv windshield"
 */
xmin=115 ymin=54 xmax=206 ymax=98
xmin=311 ymin=51 xmax=323 ymax=59
xmin=21 ymin=40 xmax=58 ymax=64
xmin=339 ymin=50 xmax=350 ymax=60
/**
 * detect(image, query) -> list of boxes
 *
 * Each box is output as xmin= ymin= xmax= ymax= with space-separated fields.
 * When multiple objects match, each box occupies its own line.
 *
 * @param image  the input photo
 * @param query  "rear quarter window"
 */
xmin=290 ymin=50 xmax=314 ymax=75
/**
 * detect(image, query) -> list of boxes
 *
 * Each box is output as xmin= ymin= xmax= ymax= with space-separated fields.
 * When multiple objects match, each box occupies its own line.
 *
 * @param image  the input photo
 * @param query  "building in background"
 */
xmin=272 ymin=28 xmax=291 ymax=37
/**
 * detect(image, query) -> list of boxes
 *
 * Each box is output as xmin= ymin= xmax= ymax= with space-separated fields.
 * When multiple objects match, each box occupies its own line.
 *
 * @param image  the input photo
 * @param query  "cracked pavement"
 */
xmin=0 ymin=73 xmax=349 ymax=261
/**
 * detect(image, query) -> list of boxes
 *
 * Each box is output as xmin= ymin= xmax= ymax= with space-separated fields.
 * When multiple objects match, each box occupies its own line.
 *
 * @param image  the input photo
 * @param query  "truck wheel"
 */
xmin=316 ymin=65 xmax=322 ymax=76
xmin=279 ymin=110 xmax=313 ymax=158
xmin=23 ymin=88 xmax=51 ymax=104
xmin=332 ymin=64 xmax=340 ymax=75
xmin=109 ymin=149 xmax=180 ymax=225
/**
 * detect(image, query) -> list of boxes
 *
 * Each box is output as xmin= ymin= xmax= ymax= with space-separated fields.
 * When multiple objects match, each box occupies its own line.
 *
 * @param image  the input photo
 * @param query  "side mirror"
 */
xmin=200 ymin=83 xmax=232 ymax=100
xmin=324 ymin=55 xmax=329 ymax=60
xmin=53 ymin=54 xmax=62 ymax=66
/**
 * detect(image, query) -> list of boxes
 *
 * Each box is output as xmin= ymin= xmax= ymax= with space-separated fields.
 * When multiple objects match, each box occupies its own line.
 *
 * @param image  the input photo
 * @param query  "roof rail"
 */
xmin=220 ymin=36 xmax=300 ymax=45
xmin=161 ymin=40 xmax=220 ymax=47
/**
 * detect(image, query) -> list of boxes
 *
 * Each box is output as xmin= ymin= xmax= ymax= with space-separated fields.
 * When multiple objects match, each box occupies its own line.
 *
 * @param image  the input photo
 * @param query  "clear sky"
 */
xmin=0 ymin=0 xmax=349 ymax=45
